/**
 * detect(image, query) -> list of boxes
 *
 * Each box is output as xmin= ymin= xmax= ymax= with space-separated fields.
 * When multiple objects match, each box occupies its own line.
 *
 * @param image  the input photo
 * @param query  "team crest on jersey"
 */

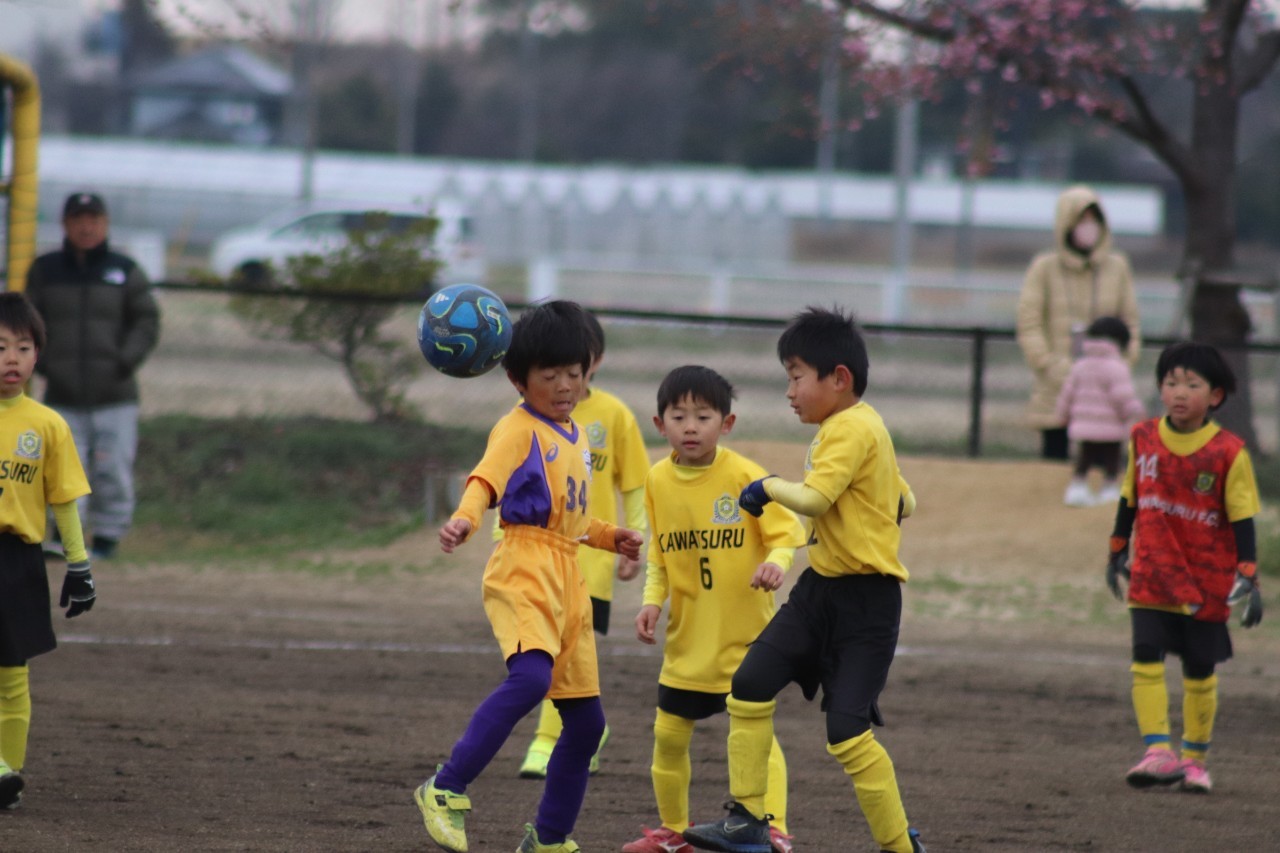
xmin=545 ymin=443 xmax=559 ymax=462
xmin=15 ymin=431 xmax=42 ymax=460
xmin=586 ymin=421 xmax=606 ymax=449
xmin=712 ymin=493 xmax=742 ymax=525
xmin=103 ymin=267 xmax=127 ymax=285
xmin=1193 ymin=471 xmax=1217 ymax=494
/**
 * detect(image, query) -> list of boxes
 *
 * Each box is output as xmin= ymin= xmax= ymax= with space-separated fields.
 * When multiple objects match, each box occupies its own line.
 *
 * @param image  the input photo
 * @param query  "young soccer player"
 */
xmin=519 ymin=310 xmax=649 ymax=779
xmin=1105 ymin=341 xmax=1263 ymax=794
xmin=683 ymin=307 xmax=925 ymax=853
xmin=0 ymin=292 xmax=96 ymax=810
xmin=414 ymin=299 xmax=644 ymax=853
xmin=623 ymin=365 xmax=806 ymax=853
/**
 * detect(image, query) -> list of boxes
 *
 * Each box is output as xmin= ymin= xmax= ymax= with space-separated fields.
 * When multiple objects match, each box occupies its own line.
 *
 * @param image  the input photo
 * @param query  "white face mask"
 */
xmin=1072 ymin=219 xmax=1101 ymax=251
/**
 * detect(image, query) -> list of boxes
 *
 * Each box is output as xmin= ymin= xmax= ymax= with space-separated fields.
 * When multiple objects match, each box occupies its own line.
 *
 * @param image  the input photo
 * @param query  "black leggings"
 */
xmin=1073 ymin=441 xmax=1122 ymax=478
xmin=733 ymin=641 xmax=873 ymax=745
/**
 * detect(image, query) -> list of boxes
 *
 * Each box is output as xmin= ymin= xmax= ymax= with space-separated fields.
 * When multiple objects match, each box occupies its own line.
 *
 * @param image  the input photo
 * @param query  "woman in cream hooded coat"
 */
xmin=1016 ymin=185 xmax=1141 ymax=460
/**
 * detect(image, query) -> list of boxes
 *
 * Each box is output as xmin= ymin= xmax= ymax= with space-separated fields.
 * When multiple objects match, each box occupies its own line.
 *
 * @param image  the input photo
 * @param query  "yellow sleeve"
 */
xmin=615 ymin=405 xmax=651 ymax=493
xmin=52 ymin=500 xmax=90 ymax=564
xmin=641 ymin=478 xmax=668 ymax=605
xmin=1120 ymin=438 xmax=1137 ymax=504
xmin=1225 ymin=448 xmax=1261 ymax=522
xmin=451 ymin=478 xmax=494 ymax=534
xmin=756 ymin=499 xmax=806 ymax=572
xmin=763 ymin=477 xmax=833 ymax=517
xmin=582 ymin=518 xmax=620 ymax=552
xmin=622 ymin=486 xmax=647 ymax=534
xmin=899 ymin=473 xmax=916 ymax=519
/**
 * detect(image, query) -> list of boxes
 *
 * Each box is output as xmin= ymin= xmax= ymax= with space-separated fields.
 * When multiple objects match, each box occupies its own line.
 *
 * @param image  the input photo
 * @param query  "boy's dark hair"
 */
xmin=1086 ymin=316 xmax=1130 ymax=350
xmin=0 ymin=292 xmax=47 ymax=350
xmin=656 ymin=365 xmax=736 ymax=416
xmin=501 ymin=299 xmax=594 ymax=380
xmin=776 ymin=306 xmax=869 ymax=396
xmin=1155 ymin=341 xmax=1236 ymax=406
xmin=584 ymin=310 xmax=605 ymax=360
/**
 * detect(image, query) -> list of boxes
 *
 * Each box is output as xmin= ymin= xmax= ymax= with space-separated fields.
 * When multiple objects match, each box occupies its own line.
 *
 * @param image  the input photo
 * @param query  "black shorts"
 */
xmin=1130 ymin=607 xmax=1232 ymax=674
xmin=657 ymin=685 xmax=727 ymax=721
xmin=0 ymin=534 xmax=57 ymax=666
xmin=738 ymin=568 xmax=901 ymax=722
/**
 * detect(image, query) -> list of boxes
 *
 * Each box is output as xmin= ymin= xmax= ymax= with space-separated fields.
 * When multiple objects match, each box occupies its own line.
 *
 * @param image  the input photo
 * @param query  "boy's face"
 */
xmin=0 ymin=327 xmax=38 ymax=399
xmin=783 ymin=356 xmax=855 ymax=424
xmin=1160 ymin=366 xmax=1223 ymax=432
xmin=512 ymin=363 xmax=586 ymax=423
xmin=654 ymin=394 xmax=734 ymax=467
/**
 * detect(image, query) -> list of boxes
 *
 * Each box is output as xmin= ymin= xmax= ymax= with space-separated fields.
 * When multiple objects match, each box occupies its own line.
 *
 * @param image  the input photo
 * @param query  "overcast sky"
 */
xmin=0 ymin=0 xmax=480 ymax=59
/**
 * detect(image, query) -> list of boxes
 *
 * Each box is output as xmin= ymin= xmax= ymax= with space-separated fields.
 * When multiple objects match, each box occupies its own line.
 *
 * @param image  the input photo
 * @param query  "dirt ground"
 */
xmin=4 ymin=449 xmax=1279 ymax=852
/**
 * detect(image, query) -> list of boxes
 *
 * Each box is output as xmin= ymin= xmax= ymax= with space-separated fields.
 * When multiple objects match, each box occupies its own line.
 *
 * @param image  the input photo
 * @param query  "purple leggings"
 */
xmin=434 ymin=650 xmax=605 ymax=844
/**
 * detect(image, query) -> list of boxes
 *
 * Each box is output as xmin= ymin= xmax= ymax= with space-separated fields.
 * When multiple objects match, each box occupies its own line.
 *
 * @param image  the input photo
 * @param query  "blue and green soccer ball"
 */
xmin=417 ymin=284 xmax=513 ymax=378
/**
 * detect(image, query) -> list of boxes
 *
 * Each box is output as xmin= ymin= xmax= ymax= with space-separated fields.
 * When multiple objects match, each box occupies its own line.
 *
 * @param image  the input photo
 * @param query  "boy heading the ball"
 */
xmin=414 ymin=299 xmax=644 ymax=853
xmin=623 ymin=365 xmax=806 ymax=853
xmin=682 ymin=307 xmax=925 ymax=853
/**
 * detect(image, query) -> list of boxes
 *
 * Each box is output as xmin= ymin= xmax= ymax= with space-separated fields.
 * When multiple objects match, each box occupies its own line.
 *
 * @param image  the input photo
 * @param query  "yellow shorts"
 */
xmin=482 ymin=525 xmax=599 ymax=699
xmin=578 ymin=545 xmax=615 ymax=603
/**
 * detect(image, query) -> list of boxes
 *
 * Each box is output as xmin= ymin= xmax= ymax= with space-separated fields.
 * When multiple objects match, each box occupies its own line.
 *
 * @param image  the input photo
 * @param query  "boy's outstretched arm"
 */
xmin=616 ymin=486 xmax=648 ymax=580
xmin=439 ymin=477 xmax=494 ymax=553
xmin=740 ymin=476 xmax=833 ymax=518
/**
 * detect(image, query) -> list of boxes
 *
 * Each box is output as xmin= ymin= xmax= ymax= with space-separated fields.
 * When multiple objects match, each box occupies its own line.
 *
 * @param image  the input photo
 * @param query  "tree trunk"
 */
xmin=1182 ymin=72 xmax=1260 ymax=449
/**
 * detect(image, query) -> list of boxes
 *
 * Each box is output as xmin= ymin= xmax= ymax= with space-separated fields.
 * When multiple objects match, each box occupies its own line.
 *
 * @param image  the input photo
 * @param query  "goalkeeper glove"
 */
xmin=1105 ymin=536 xmax=1130 ymax=601
xmin=60 ymin=561 xmax=96 ymax=618
xmin=738 ymin=476 xmax=776 ymax=518
xmin=1228 ymin=562 xmax=1263 ymax=628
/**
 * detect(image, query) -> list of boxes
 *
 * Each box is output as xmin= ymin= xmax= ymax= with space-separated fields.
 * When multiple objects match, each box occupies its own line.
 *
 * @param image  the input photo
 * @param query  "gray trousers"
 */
xmin=55 ymin=403 xmax=139 ymax=542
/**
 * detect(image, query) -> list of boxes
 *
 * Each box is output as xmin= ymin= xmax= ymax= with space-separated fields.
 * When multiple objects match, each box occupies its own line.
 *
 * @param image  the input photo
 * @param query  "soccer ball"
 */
xmin=417 ymin=284 xmax=513 ymax=378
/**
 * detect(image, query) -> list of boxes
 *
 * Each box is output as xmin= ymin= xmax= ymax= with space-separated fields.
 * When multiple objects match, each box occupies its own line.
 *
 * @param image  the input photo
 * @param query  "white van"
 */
xmin=208 ymin=198 xmax=486 ymax=288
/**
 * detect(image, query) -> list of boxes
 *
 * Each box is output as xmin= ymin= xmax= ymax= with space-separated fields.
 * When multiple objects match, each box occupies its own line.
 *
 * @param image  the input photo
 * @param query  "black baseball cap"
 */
xmin=63 ymin=192 xmax=107 ymax=217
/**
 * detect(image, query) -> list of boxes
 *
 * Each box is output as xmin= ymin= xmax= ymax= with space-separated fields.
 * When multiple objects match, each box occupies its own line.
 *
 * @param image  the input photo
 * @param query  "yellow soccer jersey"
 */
xmin=644 ymin=446 xmax=806 ymax=693
xmin=470 ymin=402 xmax=598 ymax=541
xmin=0 ymin=395 xmax=90 ymax=544
xmin=573 ymin=386 xmax=650 ymax=600
xmin=803 ymin=402 xmax=909 ymax=581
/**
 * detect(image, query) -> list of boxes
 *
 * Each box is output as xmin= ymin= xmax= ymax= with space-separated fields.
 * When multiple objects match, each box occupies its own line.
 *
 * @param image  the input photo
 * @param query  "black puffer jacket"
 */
xmin=25 ymin=239 xmax=161 ymax=407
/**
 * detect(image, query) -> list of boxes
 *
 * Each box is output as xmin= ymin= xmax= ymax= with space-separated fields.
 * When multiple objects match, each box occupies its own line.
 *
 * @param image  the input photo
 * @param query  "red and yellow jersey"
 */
xmin=1122 ymin=417 xmax=1260 ymax=622
xmin=803 ymin=402 xmax=908 ymax=581
xmin=470 ymin=402 xmax=596 ymax=541
xmin=0 ymin=395 xmax=90 ymax=544
xmin=644 ymin=446 xmax=806 ymax=692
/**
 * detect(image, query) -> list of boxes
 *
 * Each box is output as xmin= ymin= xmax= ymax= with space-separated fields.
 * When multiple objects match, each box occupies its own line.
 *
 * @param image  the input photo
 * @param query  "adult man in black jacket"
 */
xmin=26 ymin=192 xmax=160 ymax=560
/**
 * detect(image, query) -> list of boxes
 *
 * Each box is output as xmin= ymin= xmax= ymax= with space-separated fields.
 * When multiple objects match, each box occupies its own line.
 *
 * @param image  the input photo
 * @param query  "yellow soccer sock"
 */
xmin=764 ymin=734 xmax=788 ymax=835
xmin=0 ymin=666 xmax=31 ymax=772
xmin=1181 ymin=674 xmax=1217 ymax=762
xmin=725 ymin=696 xmax=776 ymax=820
xmin=828 ymin=730 xmax=910 ymax=853
xmin=652 ymin=708 xmax=695 ymax=831
xmin=532 ymin=698 xmax=563 ymax=749
xmin=1130 ymin=661 xmax=1171 ymax=748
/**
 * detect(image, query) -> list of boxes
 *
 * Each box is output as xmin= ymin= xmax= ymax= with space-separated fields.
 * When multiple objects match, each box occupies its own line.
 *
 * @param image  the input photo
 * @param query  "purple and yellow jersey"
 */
xmin=468 ymin=402 xmax=597 ymax=540
xmin=803 ymin=401 xmax=908 ymax=581
xmin=643 ymin=446 xmax=806 ymax=693
xmin=0 ymin=395 xmax=90 ymax=544
xmin=573 ymin=386 xmax=649 ymax=601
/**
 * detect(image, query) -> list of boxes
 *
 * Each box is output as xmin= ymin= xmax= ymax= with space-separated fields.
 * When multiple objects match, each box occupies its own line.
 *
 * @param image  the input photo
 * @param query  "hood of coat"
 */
xmin=1081 ymin=337 xmax=1123 ymax=360
xmin=1053 ymin=185 xmax=1112 ymax=269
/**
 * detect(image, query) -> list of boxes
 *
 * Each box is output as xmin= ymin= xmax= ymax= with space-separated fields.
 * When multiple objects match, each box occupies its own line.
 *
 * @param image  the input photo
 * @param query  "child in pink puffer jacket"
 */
xmin=1055 ymin=316 xmax=1145 ymax=506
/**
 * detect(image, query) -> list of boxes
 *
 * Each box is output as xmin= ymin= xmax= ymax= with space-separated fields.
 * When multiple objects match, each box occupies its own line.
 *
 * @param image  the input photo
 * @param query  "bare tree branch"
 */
xmin=1237 ymin=29 xmax=1280 ymax=93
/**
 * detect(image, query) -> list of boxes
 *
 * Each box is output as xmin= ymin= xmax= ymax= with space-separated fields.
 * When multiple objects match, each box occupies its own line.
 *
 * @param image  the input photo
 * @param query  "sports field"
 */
xmin=5 ymin=448 xmax=1278 ymax=852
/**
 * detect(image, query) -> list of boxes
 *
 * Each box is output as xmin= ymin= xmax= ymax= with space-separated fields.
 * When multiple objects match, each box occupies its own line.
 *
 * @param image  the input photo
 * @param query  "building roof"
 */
xmin=129 ymin=44 xmax=291 ymax=97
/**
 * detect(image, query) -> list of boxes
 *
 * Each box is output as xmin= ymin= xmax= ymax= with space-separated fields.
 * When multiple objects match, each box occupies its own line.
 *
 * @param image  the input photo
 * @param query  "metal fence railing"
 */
xmin=125 ymin=283 xmax=1280 ymax=460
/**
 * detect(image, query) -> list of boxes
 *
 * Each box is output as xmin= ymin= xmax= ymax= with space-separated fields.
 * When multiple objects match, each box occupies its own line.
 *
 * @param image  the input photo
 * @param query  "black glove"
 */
xmin=60 ymin=561 xmax=96 ymax=618
xmin=738 ymin=476 xmax=776 ymax=518
xmin=1228 ymin=563 xmax=1263 ymax=628
xmin=1105 ymin=537 xmax=1130 ymax=601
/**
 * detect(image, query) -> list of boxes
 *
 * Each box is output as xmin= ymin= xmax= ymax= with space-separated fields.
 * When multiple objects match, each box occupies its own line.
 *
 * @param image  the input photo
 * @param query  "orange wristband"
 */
xmin=1109 ymin=536 xmax=1129 ymax=554
xmin=1237 ymin=561 xmax=1257 ymax=579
